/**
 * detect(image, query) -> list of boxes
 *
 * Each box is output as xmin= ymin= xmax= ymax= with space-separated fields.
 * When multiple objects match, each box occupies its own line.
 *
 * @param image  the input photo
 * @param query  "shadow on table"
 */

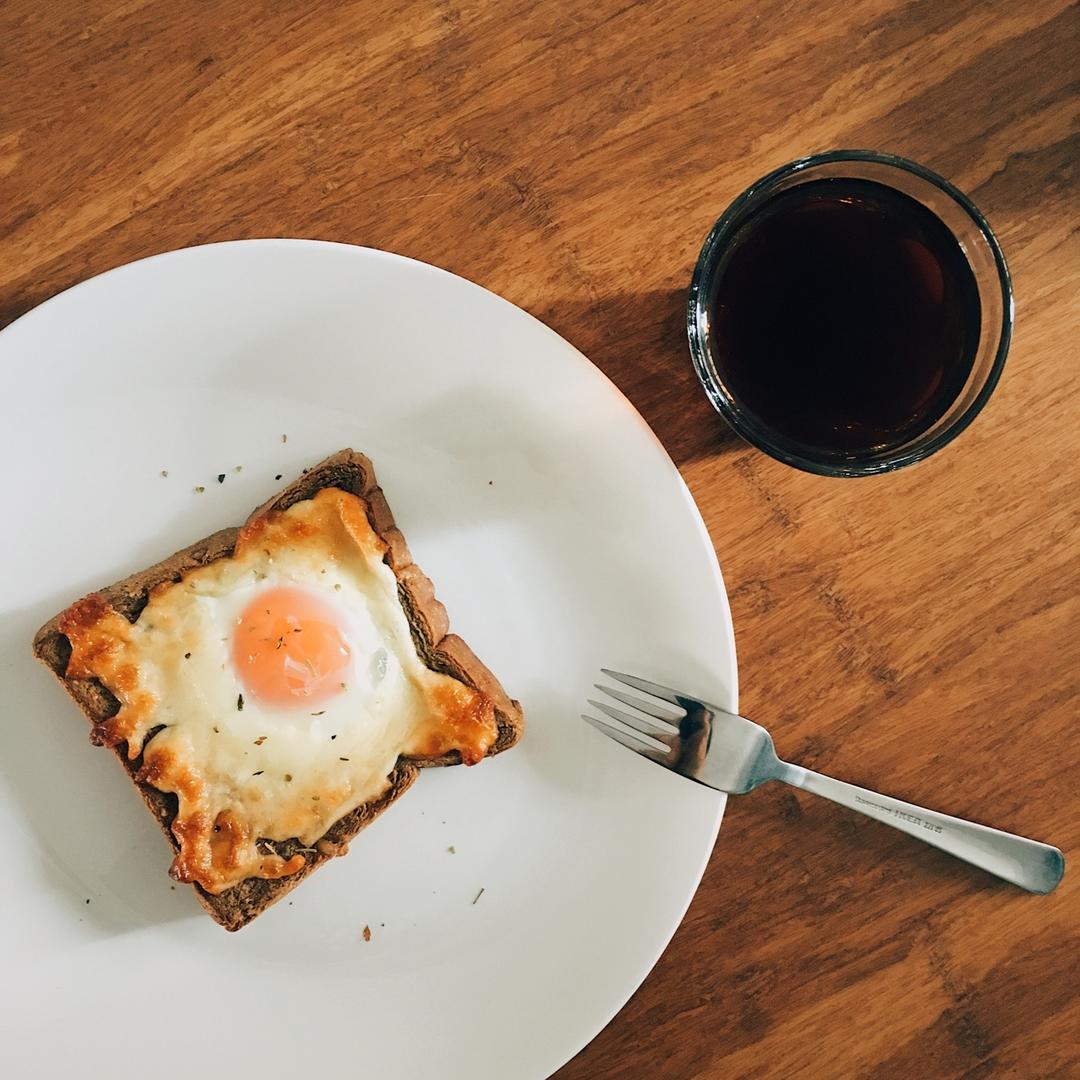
xmin=529 ymin=287 xmax=746 ymax=470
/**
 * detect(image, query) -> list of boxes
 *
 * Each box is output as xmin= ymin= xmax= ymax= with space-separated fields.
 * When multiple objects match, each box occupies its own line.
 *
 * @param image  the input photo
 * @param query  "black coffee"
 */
xmin=707 ymin=178 xmax=981 ymax=457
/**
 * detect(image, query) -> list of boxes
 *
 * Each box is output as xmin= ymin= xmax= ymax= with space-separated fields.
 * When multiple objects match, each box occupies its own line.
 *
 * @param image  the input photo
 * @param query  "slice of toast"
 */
xmin=32 ymin=449 xmax=524 ymax=930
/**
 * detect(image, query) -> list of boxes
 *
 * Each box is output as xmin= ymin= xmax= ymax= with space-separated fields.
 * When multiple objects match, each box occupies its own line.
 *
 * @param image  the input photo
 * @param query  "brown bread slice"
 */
xmin=32 ymin=449 xmax=524 ymax=931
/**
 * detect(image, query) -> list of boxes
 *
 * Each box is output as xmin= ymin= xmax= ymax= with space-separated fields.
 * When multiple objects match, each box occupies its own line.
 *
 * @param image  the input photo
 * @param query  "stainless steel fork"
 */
xmin=584 ymin=670 xmax=1064 ymax=894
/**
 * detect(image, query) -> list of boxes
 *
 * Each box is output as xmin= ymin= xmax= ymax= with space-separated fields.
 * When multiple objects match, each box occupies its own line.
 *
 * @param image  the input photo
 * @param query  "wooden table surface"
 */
xmin=2 ymin=2 xmax=1077 ymax=1076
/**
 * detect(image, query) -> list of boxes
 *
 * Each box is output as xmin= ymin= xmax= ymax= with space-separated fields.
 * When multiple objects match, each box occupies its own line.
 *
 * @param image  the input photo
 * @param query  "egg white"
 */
xmin=137 ymin=540 xmax=436 ymax=845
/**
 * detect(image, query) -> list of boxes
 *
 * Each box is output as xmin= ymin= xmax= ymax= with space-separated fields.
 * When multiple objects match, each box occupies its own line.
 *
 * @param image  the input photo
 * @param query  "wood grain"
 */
xmin=1 ymin=1 xmax=1077 ymax=1076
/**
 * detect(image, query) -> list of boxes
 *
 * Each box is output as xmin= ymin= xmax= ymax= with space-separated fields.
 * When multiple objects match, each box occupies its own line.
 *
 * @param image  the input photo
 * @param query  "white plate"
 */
xmin=0 ymin=240 xmax=736 ymax=1080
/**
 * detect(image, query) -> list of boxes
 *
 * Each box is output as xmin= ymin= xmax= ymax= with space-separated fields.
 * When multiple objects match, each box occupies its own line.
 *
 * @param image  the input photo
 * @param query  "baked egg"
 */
xmin=58 ymin=488 xmax=497 ymax=893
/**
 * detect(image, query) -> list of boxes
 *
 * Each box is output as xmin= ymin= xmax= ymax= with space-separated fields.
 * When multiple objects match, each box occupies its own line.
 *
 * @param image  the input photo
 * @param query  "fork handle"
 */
xmin=778 ymin=763 xmax=1064 ymax=894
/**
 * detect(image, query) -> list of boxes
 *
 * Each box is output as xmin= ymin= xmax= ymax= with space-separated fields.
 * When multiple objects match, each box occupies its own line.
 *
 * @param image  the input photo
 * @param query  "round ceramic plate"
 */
xmin=0 ymin=240 xmax=736 ymax=1079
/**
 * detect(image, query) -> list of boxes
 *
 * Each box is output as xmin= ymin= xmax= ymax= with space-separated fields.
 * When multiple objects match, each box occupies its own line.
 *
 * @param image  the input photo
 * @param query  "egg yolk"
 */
xmin=232 ymin=586 xmax=352 ymax=707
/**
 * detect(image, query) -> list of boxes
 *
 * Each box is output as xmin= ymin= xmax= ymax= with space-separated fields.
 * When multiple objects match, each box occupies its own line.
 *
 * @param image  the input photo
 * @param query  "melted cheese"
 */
xmin=59 ymin=488 xmax=497 ymax=893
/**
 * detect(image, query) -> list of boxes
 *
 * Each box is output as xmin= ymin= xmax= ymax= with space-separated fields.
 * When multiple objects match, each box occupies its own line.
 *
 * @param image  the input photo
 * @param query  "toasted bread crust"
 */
xmin=32 ymin=449 xmax=523 ymax=930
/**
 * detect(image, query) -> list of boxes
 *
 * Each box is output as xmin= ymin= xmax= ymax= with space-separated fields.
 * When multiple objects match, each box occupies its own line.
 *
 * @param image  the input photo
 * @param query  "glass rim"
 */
xmin=686 ymin=149 xmax=1014 ymax=478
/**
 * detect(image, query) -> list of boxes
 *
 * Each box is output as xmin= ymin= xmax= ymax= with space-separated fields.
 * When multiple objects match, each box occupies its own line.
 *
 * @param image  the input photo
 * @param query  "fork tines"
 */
xmin=582 ymin=670 xmax=687 ymax=763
